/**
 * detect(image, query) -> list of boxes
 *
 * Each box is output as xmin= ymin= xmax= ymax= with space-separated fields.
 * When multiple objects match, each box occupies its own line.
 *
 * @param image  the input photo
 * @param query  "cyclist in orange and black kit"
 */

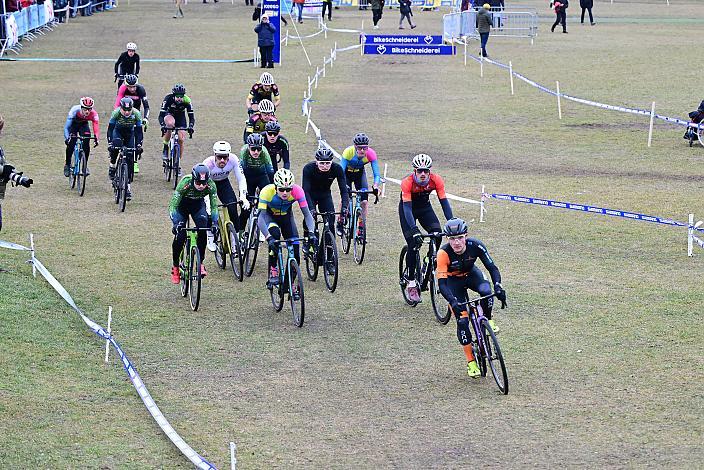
xmin=399 ymin=153 xmax=453 ymax=303
xmin=437 ymin=217 xmax=506 ymax=378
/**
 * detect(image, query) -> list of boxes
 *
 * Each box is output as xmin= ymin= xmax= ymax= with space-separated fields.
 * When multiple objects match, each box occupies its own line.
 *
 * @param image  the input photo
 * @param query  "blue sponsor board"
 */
xmin=262 ymin=0 xmax=281 ymax=63
xmin=362 ymin=34 xmax=443 ymax=45
xmin=363 ymin=44 xmax=455 ymax=55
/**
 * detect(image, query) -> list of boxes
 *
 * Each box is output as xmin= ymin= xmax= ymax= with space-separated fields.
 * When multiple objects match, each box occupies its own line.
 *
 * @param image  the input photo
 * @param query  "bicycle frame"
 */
xmin=274 ymin=237 xmax=305 ymax=290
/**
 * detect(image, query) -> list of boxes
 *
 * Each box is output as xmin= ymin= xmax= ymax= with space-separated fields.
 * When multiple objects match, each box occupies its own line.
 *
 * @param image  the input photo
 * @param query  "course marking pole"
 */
xmin=230 ymin=442 xmax=237 ymax=470
xmin=480 ymin=54 xmax=483 ymax=77
xmin=647 ymin=101 xmax=655 ymax=147
xmin=689 ymin=213 xmax=694 ymax=257
xmin=480 ymin=185 xmax=485 ymax=223
xmin=381 ymin=163 xmax=388 ymax=198
xmin=315 ymin=67 xmax=319 ymax=88
xmin=29 ymin=233 xmax=36 ymax=278
xmin=556 ymin=81 xmax=562 ymax=120
xmin=104 ymin=306 xmax=112 ymax=363
xmin=509 ymin=61 xmax=514 ymax=95
xmin=305 ymin=106 xmax=312 ymax=134
xmin=464 ymin=40 xmax=467 ymax=67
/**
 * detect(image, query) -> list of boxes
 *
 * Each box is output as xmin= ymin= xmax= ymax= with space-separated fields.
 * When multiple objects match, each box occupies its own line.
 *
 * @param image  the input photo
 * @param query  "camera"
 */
xmin=7 ymin=170 xmax=33 ymax=188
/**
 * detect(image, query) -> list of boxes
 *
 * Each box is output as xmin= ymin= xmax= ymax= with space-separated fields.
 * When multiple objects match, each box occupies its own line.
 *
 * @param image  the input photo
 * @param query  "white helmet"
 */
xmin=126 ymin=42 xmax=137 ymax=51
xmin=258 ymin=99 xmax=275 ymax=114
xmin=213 ymin=141 xmax=231 ymax=155
xmin=412 ymin=153 xmax=433 ymax=170
xmin=259 ymin=72 xmax=274 ymax=86
xmin=273 ymin=168 xmax=295 ymax=188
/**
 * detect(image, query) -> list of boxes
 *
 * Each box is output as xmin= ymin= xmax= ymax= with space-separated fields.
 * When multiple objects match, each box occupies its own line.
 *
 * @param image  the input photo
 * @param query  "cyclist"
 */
xmin=202 ymin=140 xmax=250 ymax=244
xmin=261 ymin=121 xmax=290 ymax=172
xmin=159 ymin=83 xmax=195 ymax=164
xmin=340 ymin=132 xmax=381 ymax=235
xmin=107 ymin=98 xmax=144 ymax=201
xmin=239 ymin=133 xmax=274 ymax=226
xmin=114 ymin=42 xmax=140 ymax=89
xmin=399 ymin=153 xmax=454 ymax=303
xmin=246 ymin=72 xmax=281 ymax=115
xmin=115 ymin=74 xmax=150 ymax=173
xmin=257 ymin=168 xmax=315 ymax=288
xmin=169 ymin=164 xmax=219 ymax=283
xmin=436 ymin=217 xmax=506 ymax=378
xmin=243 ymin=99 xmax=277 ymax=143
xmin=301 ymin=146 xmax=349 ymax=242
xmin=63 ymin=96 xmax=100 ymax=178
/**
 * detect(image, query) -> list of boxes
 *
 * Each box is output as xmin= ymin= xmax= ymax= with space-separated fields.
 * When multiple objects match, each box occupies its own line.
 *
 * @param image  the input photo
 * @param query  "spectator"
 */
xmin=54 ymin=0 xmax=68 ymax=22
xmin=460 ymin=0 xmax=471 ymax=11
xmin=293 ymin=0 xmax=304 ymax=23
xmin=580 ymin=0 xmax=595 ymax=25
xmin=398 ymin=0 xmax=415 ymax=29
xmin=371 ymin=0 xmax=383 ymax=29
xmin=476 ymin=3 xmax=492 ymax=57
xmin=5 ymin=0 xmax=21 ymax=12
xmin=550 ymin=0 xmax=568 ymax=33
xmin=255 ymin=13 xmax=276 ymax=69
xmin=321 ymin=0 xmax=332 ymax=22
xmin=173 ymin=0 xmax=184 ymax=18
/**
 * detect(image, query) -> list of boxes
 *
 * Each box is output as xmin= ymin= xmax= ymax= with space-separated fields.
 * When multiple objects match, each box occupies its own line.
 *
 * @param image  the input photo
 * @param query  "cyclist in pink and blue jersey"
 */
xmin=340 ymin=132 xmax=381 ymax=230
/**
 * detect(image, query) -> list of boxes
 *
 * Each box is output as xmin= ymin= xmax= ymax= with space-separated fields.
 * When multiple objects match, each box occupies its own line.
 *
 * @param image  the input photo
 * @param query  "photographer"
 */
xmin=0 ymin=115 xmax=33 ymax=232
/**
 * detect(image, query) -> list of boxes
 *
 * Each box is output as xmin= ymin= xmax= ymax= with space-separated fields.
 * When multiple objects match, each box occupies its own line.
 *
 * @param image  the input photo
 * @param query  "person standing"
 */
xmin=322 ymin=0 xmax=332 ymax=22
xmin=255 ymin=13 xmax=276 ymax=69
xmin=550 ymin=0 xmax=568 ymax=33
xmin=476 ymin=3 xmax=492 ymax=57
xmin=398 ymin=0 xmax=415 ymax=29
xmin=371 ymin=0 xmax=383 ymax=29
xmin=580 ymin=0 xmax=595 ymax=25
xmin=173 ymin=0 xmax=184 ymax=18
xmin=293 ymin=0 xmax=304 ymax=23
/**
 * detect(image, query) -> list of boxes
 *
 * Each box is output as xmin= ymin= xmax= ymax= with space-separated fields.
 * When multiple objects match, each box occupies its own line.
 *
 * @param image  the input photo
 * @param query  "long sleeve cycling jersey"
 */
xmin=400 ymin=172 xmax=453 ymax=230
xmin=114 ymin=51 xmax=140 ymax=75
xmin=114 ymin=84 xmax=150 ymax=119
xmin=262 ymin=134 xmax=290 ymax=170
xmin=64 ymin=105 xmax=100 ymax=140
xmin=239 ymin=145 xmax=273 ymax=177
xmin=244 ymin=114 xmax=277 ymax=143
xmin=340 ymin=146 xmax=381 ymax=184
xmin=301 ymin=161 xmax=349 ymax=210
xmin=107 ymin=109 xmax=144 ymax=145
xmin=257 ymin=183 xmax=315 ymax=237
xmin=169 ymin=175 xmax=219 ymax=223
xmin=436 ymin=238 xmax=501 ymax=301
xmin=158 ymin=94 xmax=195 ymax=128
xmin=202 ymin=155 xmax=248 ymax=194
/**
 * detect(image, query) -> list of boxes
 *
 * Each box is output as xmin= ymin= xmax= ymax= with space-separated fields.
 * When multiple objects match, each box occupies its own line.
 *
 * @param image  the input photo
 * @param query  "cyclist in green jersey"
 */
xmin=239 ymin=133 xmax=274 ymax=224
xmin=107 ymin=98 xmax=143 ymax=200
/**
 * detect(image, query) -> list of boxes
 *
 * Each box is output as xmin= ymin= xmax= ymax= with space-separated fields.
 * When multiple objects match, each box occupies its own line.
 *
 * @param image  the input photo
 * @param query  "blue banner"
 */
xmin=362 ymin=34 xmax=443 ymax=45
xmin=363 ymin=44 xmax=455 ymax=55
xmin=262 ymin=0 xmax=281 ymax=63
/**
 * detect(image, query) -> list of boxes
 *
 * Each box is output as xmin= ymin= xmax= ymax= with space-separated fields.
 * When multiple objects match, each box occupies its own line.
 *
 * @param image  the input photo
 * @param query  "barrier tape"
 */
xmin=694 ymin=235 xmax=704 ymax=249
xmin=0 ymin=238 xmax=217 ymax=469
xmin=0 ymin=57 xmax=253 ymax=63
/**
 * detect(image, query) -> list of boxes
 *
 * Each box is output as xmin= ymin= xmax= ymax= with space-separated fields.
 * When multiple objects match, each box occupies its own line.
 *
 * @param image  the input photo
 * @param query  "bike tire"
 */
xmin=473 ymin=341 xmax=487 ymax=377
xmin=304 ymin=240 xmax=319 ymax=281
xmin=341 ymin=209 xmax=352 ymax=254
xmin=172 ymin=145 xmax=181 ymax=190
xmin=227 ymin=222 xmax=243 ymax=282
xmin=353 ymin=207 xmax=366 ymax=265
xmin=179 ymin=246 xmax=189 ymax=298
xmin=481 ymin=317 xmax=508 ymax=394
xmin=214 ymin=223 xmax=226 ymax=270
xmin=322 ymin=229 xmax=339 ymax=293
xmin=164 ymin=148 xmax=173 ymax=182
xmin=78 ymin=151 xmax=88 ymax=197
xmin=270 ymin=266 xmax=285 ymax=312
xmin=399 ymin=246 xmax=418 ymax=306
xmin=288 ymin=259 xmax=305 ymax=327
xmin=430 ymin=266 xmax=451 ymax=324
xmin=118 ymin=162 xmax=128 ymax=212
xmin=244 ymin=215 xmax=260 ymax=277
xmin=189 ymin=244 xmax=202 ymax=311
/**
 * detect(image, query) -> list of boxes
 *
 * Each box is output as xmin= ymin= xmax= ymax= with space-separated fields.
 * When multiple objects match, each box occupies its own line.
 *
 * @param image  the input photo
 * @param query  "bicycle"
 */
xmin=242 ymin=192 xmax=261 ymax=278
xmin=340 ymin=188 xmax=379 ymax=265
xmin=303 ymin=210 xmax=341 ymax=293
xmin=213 ymin=201 xmax=243 ymax=282
xmin=687 ymin=123 xmax=704 ymax=147
xmin=68 ymin=135 xmax=96 ymax=197
xmin=112 ymin=145 xmax=136 ymax=213
xmin=177 ymin=224 xmax=212 ymax=311
xmin=398 ymin=231 xmax=451 ymax=324
xmin=268 ymin=237 xmax=307 ymax=327
xmin=163 ymin=127 xmax=190 ymax=190
xmin=458 ymin=293 xmax=508 ymax=394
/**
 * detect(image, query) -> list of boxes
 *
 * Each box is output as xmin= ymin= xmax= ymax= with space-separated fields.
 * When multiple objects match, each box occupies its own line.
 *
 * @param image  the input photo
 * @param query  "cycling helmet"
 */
xmin=444 ymin=218 xmax=468 ymax=237
xmin=119 ymin=97 xmax=134 ymax=111
xmin=191 ymin=164 xmax=210 ymax=185
xmin=265 ymin=121 xmax=281 ymax=133
xmin=353 ymin=133 xmax=370 ymax=146
xmin=126 ymin=42 xmax=137 ymax=51
xmin=273 ymin=168 xmax=295 ymax=188
xmin=258 ymin=99 xmax=275 ymax=114
xmin=247 ymin=133 xmax=264 ymax=147
xmin=125 ymin=74 xmax=138 ymax=86
xmin=172 ymin=83 xmax=186 ymax=95
xmin=412 ymin=153 xmax=433 ymax=170
xmin=315 ymin=146 xmax=334 ymax=162
xmin=213 ymin=141 xmax=231 ymax=155
xmin=259 ymin=72 xmax=274 ymax=86
xmin=79 ymin=96 xmax=94 ymax=109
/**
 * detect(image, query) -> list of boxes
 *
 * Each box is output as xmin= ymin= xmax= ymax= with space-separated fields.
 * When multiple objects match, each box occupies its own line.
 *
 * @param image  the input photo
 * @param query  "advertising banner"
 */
xmin=262 ymin=0 xmax=281 ymax=63
xmin=363 ymin=43 xmax=455 ymax=55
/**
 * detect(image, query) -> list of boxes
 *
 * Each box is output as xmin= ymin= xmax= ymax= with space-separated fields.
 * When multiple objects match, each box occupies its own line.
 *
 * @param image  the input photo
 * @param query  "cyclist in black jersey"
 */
xmin=115 ymin=74 xmax=150 ymax=127
xmin=246 ymin=72 xmax=281 ymax=115
xmin=158 ymin=83 xmax=195 ymax=163
xmin=261 ymin=121 xmax=290 ymax=172
xmin=301 ymin=146 xmax=349 ymax=237
xmin=114 ymin=42 xmax=140 ymax=89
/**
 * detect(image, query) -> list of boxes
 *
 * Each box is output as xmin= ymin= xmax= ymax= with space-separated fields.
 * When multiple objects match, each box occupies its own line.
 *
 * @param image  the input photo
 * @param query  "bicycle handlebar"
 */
xmin=313 ymin=211 xmax=344 ymax=218
xmin=69 ymin=134 xmax=98 ymax=140
xmin=218 ymin=201 xmax=244 ymax=208
xmin=271 ymin=236 xmax=309 ymax=247
xmin=348 ymin=188 xmax=380 ymax=204
xmin=458 ymin=293 xmax=507 ymax=310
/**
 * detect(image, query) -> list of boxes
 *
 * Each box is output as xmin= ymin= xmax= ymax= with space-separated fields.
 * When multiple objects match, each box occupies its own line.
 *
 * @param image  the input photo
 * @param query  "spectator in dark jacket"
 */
xmin=54 ymin=0 xmax=68 ymax=22
xmin=550 ymin=0 xmax=568 ymax=33
xmin=580 ymin=0 xmax=594 ymax=25
xmin=5 ymin=0 xmax=21 ymax=11
xmin=371 ymin=0 xmax=384 ymax=29
xmin=255 ymin=13 xmax=276 ymax=69
xmin=476 ymin=3 xmax=492 ymax=57
xmin=398 ymin=0 xmax=415 ymax=29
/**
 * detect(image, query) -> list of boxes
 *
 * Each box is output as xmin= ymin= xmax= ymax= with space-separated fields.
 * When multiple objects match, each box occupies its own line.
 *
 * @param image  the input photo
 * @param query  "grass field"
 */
xmin=1 ymin=0 xmax=703 ymax=468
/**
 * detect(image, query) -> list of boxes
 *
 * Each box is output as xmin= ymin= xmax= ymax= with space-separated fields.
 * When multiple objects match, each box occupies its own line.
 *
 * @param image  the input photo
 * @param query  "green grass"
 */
xmin=1 ymin=0 xmax=703 ymax=467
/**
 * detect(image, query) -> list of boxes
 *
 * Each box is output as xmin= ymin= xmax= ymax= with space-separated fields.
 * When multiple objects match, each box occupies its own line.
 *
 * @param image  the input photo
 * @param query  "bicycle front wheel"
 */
xmin=341 ymin=210 xmax=352 ymax=254
xmin=227 ymin=222 xmax=243 ymax=282
xmin=353 ymin=208 xmax=366 ymax=265
xmin=304 ymin=240 xmax=319 ymax=281
xmin=189 ymin=244 xmax=202 ymax=311
xmin=244 ymin=215 xmax=260 ymax=277
xmin=179 ymin=246 xmax=189 ymax=298
xmin=288 ymin=259 xmax=305 ymax=327
xmin=214 ymin=223 xmax=226 ymax=270
xmin=270 ymin=267 xmax=284 ymax=312
xmin=78 ymin=151 xmax=88 ymax=197
xmin=481 ymin=318 xmax=508 ymax=394
xmin=399 ymin=246 xmax=418 ymax=307
xmin=118 ymin=162 xmax=128 ymax=212
xmin=172 ymin=145 xmax=181 ymax=190
xmin=322 ymin=230 xmax=338 ymax=293
xmin=430 ymin=266 xmax=451 ymax=324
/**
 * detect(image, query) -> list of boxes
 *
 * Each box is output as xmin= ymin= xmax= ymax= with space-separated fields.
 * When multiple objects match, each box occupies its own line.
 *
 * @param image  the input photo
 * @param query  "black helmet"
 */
xmin=119 ymin=97 xmax=134 ymax=111
xmin=353 ymin=132 xmax=370 ymax=146
xmin=265 ymin=121 xmax=281 ymax=133
xmin=125 ymin=74 xmax=138 ymax=86
xmin=444 ymin=218 xmax=468 ymax=237
xmin=315 ymin=146 xmax=334 ymax=161
xmin=191 ymin=164 xmax=210 ymax=185
xmin=247 ymin=133 xmax=264 ymax=147
xmin=172 ymin=83 xmax=186 ymax=95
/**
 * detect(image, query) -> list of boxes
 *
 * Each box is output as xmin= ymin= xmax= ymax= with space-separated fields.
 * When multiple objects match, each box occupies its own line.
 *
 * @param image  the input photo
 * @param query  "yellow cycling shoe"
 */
xmin=488 ymin=319 xmax=500 ymax=334
xmin=467 ymin=360 xmax=480 ymax=378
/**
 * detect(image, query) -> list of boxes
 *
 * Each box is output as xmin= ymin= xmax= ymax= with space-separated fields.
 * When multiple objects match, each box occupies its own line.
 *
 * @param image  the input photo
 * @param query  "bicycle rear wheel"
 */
xmin=78 ymin=151 xmax=88 ymax=197
xmin=353 ymin=208 xmax=366 ymax=265
xmin=189 ymin=244 xmax=202 ymax=311
xmin=304 ymin=240 xmax=319 ymax=281
xmin=341 ymin=211 xmax=352 ymax=254
xmin=244 ymin=215 xmax=260 ymax=277
xmin=227 ymin=222 xmax=243 ymax=282
xmin=179 ymin=246 xmax=189 ymax=298
xmin=270 ymin=265 xmax=284 ymax=312
xmin=288 ymin=259 xmax=305 ymax=327
xmin=481 ymin=317 xmax=508 ymax=394
xmin=172 ymin=145 xmax=181 ymax=190
xmin=430 ymin=266 xmax=451 ymax=324
xmin=118 ymin=162 xmax=128 ymax=212
xmin=399 ymin=246 xmax=419 ymax=307
xmin=322 ymin=229 xmax=338 ymax=293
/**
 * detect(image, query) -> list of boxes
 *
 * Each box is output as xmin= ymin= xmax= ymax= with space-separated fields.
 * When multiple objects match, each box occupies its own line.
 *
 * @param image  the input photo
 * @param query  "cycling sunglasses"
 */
xmin=249 ymin=146 xmax=262 ymax=151
xmin=215 ymin=154 xmax=229 ymax=160
xmin=277 ymin=187 xmax=292 ymax=192
xmin=266 ymin=131 xmax=279 ymax=136
xmin=415 ymin=168 xmax=431 ymax=174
